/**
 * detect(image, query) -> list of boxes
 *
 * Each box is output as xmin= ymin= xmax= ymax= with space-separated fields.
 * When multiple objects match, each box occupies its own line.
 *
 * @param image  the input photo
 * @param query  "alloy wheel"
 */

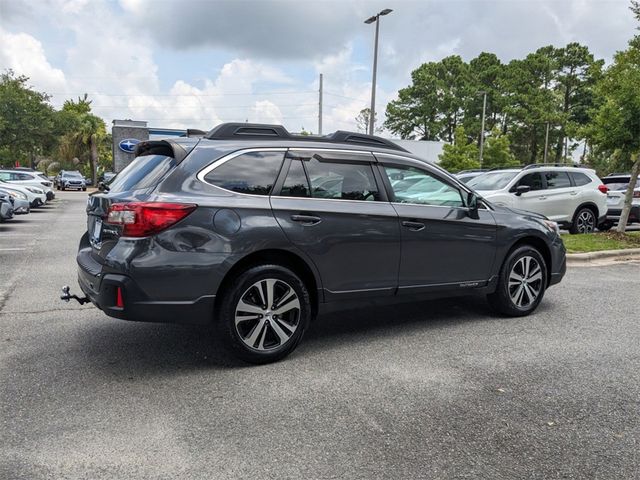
xmin=234 ymin=278 xmax=301 ymax=351
xmin=508 ymin=256 xmax=543 ymax=309
xmin=576 ymin=210 xmax=595 ymax=233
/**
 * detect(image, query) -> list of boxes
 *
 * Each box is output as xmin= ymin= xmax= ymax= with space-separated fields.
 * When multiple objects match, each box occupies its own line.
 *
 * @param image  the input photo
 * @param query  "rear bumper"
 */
xmin=76 ymin=247 xmax=214 ymax=325
xmin=606 ymin=206 xmax=640 ymax=223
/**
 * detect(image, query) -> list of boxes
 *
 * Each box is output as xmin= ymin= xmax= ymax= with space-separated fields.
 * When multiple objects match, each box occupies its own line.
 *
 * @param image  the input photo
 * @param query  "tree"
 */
xmin=0 ymin=70 xmax=56 ymax=167
xmin=438 ymin=127 xmax=480 ymax=173
xmin=355 ymin=108 xmax=378 ymax=133
xmin=482 ymin=129 xmax=520 ymax=169
xmin=590 ymin=9 xmax=640 ymax=232
xmin=385 ymin=56 xmax=471 ymax=141
xmin=59 ymin=94 xmax=107 ymax=184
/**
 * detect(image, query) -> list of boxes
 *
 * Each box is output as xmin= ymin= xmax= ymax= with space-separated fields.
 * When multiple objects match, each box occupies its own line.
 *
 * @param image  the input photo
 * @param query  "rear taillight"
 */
xmin=105 ymin=202 xmax=197 ymax=237
xmin=597 ymin=184 xmax=609 ymax=194
xmin=634 ymin=191 xmax=640 ymax=199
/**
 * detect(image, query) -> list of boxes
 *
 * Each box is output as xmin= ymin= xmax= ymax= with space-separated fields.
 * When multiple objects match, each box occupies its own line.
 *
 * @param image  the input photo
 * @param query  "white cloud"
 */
xmin=0 ymin=27 xmax=67 ymax=94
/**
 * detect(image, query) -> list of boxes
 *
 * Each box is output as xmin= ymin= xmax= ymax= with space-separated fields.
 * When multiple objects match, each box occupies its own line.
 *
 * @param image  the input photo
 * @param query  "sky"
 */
xmin=0 ymin=0 xmax=636 ymax=136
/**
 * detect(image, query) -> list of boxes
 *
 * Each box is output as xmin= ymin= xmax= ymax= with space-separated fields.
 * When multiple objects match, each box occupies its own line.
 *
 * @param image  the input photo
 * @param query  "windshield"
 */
xmin=63 ymin=172 xmax=83 ymax=177
xmin=468 ymin=171 xmax=518 ymax=191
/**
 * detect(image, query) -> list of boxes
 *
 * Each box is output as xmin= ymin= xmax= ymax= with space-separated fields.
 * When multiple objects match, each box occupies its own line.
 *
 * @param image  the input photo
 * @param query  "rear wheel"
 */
xmin=216 ymin=264 xmax=311 ymax=364
xmin=570 ymin=207 xmax=596 ymax=234
xmin=488 ymin=245 xmax=547 ymax=317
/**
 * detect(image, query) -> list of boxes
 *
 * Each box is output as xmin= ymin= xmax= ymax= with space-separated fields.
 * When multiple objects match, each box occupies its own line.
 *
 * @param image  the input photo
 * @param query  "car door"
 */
xmin=376 ymin=156 xmax=497 ymax=294
xmin=511 ymin=172 xmax=550 ymax=216
xmin=541 ymin=170 xmax=574 ymax=222
xmin=270 ymin=149 xmax=401 ymax=300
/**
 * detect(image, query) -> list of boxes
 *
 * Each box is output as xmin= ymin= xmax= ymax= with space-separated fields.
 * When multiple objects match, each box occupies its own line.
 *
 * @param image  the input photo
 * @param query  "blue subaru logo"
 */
xmin=119 ymin=138 xmax=140 ymax=153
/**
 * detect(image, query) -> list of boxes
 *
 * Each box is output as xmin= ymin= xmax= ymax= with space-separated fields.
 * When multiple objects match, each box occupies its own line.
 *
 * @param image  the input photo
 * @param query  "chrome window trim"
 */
xmin=273 ymin=195 xmax=385 ymax=206
xmin=196 ymin=147 xmax=287 ymax=185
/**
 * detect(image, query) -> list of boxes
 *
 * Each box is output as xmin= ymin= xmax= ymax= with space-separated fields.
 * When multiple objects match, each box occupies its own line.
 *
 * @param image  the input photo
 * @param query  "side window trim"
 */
xmin=196 ymin=147 xmax=288 ymax=185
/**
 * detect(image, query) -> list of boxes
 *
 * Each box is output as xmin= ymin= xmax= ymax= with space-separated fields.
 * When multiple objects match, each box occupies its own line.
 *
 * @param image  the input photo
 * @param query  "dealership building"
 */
xmin=112 ymin=119 xmax=444 ymax=173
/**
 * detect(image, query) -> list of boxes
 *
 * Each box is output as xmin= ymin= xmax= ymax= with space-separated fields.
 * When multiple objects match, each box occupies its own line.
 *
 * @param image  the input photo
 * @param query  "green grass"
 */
xmin=561 ymin=231 xmax=640 ymax=253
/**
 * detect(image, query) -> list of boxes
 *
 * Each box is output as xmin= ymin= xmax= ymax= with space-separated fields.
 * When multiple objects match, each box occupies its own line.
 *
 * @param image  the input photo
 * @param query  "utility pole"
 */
xmin=365 ymin=8 xmax=392 ymax=135
xmin=479 ymin=91 xmax=487 ymax=167
xmin=318 ymin=73 xmax=323 ymax=135
xmin=543 ymin=122 xmax=550 ymax=163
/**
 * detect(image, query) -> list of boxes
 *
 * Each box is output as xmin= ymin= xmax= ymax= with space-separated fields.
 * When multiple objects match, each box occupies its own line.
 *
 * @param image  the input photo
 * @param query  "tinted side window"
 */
xmin=204 ymin=151 xmax=285 ymax=195
xmin=570 ymin=172 xmax=592 ymax=186
xmin=280 ymin=160 xmax=310 ymax=197
xmin=518 ymin=173 xmax=545 ymax=191
xmin=384 ymin=165 xmax=464 ymax=207
xmin=0 ymin=172 xmax=10 ymax=181
xmin=544 ymin=171 xmax=571 ymax=189
xmin=17 ymin=173 xmax=33 ymax=180
xmin=304 ymin=157 xmax=380 ymax=201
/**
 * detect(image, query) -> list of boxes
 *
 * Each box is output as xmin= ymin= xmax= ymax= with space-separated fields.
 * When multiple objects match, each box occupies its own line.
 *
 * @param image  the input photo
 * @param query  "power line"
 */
xmin=48 ymin=90 xmax=317 ymax=97
xmin=50 ymin=103 xmax=319 ymax=109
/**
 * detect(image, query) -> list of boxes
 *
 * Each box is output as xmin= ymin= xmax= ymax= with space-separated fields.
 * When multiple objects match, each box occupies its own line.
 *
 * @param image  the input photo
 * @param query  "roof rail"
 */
xmin=487 ymin=166 xmax=522 ymax=172
xmin=203 ymin=122 xmax=408 ymax=152
xmin=522 ymin=163 xmax=584 ymax=170
xmin=458 ymin=169 xmax=489 ymax=174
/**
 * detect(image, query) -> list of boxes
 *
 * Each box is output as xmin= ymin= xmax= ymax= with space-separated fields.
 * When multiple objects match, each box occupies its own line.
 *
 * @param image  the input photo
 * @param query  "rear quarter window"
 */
xmin=203 ymin=151 xmax=285 ymax=195
xmin=569 ymin=172 xmax=592 ymax=186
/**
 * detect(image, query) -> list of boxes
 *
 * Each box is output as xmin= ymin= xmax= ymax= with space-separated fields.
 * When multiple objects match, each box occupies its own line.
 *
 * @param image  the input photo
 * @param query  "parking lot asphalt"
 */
xmin=1 ymin=191 xmax=639 ymax=479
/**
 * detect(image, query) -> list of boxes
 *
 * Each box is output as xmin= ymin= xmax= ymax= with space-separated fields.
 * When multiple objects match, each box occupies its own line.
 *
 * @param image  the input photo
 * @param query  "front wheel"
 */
xmin=488 ymin=246 xmax=547 ymax=317
xmin=216 ymin=264 xmax=312 ymax=364
xmin=570 ymin=207 xmax=596 ymax=234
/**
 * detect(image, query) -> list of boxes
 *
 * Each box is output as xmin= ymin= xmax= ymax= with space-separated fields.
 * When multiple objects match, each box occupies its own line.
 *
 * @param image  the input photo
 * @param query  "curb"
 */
xmin=567 ymin=248 xmax=640 ymax=265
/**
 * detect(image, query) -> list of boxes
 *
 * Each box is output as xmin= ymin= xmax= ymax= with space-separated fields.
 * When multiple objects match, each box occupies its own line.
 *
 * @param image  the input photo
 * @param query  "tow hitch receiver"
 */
xmin=60 ymin=285 xmax=90 ymax=305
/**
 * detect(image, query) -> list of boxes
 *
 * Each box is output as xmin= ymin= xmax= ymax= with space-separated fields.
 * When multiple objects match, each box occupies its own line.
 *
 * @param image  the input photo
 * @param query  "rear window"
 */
xmin=602 ymin=177 xmax=640 ymax=191
xmin=108 ymin=154 xmax=176 ymax=193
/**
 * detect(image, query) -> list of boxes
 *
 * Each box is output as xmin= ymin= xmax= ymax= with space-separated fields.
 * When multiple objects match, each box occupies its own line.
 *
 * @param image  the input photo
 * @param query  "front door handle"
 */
xmin=291 ymin=214 xmax=322 ymax=225
xmin=538 ymin=196 xmax=547 ymax=200
xmin=401 ymin=220 xmax=425 ymax=231
xmin=569 ymin=191 xmax=578 ymax=196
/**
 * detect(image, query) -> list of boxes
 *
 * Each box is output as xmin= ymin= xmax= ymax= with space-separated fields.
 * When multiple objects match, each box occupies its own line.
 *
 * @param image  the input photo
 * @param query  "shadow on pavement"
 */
xmin=71 ymin=294 xmax=502 ymax=375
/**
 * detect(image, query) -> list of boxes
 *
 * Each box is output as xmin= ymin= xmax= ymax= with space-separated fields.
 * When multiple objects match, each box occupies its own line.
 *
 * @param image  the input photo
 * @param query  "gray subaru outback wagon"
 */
xmin=69 ymin=123 xmax=566 ymax=363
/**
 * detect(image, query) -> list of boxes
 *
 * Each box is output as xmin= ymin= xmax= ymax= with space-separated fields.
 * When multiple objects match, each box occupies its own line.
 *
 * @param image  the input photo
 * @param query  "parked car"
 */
xmin=0 ymin=169 xmax=54 ymax=201
xmin=0 ymin=178 xmax=46 ymax=207
xmin=468 ymin=165 xmax=607 ymax=234
xmin=0 ymin=191 xmax=14 ymax=222
xmin=0 ymin=186 xmax=30 ymax=214
xmin=68 ymin=123 xmax=566 ymax=364
xmin=55 ymin=171 xmax=87 ymax=191
xmin=598 ymin=173 xmax=640 ymax=230
xmin=455 ymin=169 xmax=489 ymax=184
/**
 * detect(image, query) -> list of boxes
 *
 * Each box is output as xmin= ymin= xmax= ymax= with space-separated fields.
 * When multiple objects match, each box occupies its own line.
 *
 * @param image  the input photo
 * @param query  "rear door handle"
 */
xmin=291 ymin=214 xmax=322 ymax=225
xmin=538 ymin=196 xmax=547 ymax=200
xmin=570 ymin=191 xmax=578 ymax=196
xmin=401 ymin=220 xmax=425 ymax=231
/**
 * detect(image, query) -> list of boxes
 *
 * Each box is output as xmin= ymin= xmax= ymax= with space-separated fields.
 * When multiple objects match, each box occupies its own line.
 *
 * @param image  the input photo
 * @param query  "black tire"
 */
xmin=82 ymin=187 xmax=87 ymax=191
xmin=598 ymin=221 xmax=613 ymax=232
xmin=215 ymin=264 xmax=312 ymax=364
xmin=487 ymin=245 xmax=547 ymax=317
xmin=569 ymin=207 xmax=596 ymax=234
xmin=61 ymin=186 xmax=65 ymax=191
xmin=56 ymin=185 xmax=60 ymax=191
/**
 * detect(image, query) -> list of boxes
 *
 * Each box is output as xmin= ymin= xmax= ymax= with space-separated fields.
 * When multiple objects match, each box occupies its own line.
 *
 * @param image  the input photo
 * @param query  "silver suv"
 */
xmin=468 ymin=165 xmax=608 ymax=234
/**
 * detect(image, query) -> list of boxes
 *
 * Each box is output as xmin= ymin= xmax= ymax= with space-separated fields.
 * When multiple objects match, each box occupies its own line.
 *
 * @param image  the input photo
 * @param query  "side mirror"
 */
xmin=515 ymin=185 xmax=531 ymax=196
xmin=98 ymin=181 xmax=106 ymax=191
xmin=466 ymin=192 xmax=479 ymax=219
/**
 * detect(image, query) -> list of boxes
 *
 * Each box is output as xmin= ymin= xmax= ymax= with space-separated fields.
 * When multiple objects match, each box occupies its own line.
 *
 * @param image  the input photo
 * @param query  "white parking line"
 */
xmin=0 ymin=247 xmax=26 ymax=251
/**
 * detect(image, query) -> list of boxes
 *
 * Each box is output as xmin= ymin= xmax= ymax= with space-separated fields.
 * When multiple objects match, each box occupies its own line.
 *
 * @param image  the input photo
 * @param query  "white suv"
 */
xmin=468 ymin=165 xmax=607 ymax=234
xmin=0 ymin=169 xmax=54 ymax=202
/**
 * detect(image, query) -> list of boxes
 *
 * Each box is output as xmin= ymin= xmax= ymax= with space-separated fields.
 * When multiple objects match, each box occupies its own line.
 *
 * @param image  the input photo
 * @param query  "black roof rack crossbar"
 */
xmin=203 ymin=122 xmax=408 ymax=152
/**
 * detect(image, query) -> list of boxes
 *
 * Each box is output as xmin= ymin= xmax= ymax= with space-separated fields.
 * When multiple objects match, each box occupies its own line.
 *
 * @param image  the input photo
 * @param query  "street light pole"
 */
xmin=543 ymin=122 xmax=550 ymax=163
xmin=479 ymin=91 xmax=487 ymax=167
xmin=365 ymin=8 xmax=393 ymax=136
